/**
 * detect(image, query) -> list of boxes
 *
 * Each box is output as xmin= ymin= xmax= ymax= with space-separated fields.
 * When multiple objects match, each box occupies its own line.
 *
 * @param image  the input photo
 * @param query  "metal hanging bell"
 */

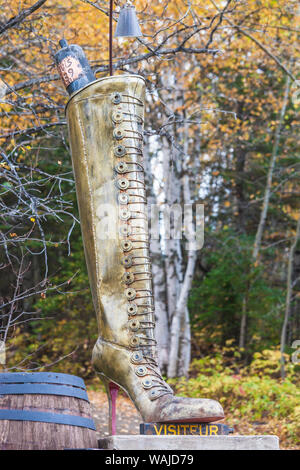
xmin=115 ymin=1 xmax=142 ymax=38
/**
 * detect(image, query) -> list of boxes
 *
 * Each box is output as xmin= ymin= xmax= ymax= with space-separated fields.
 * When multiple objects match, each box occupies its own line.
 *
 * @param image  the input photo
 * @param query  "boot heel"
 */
xmin=100 ymin=376 xmax=120 ymax=435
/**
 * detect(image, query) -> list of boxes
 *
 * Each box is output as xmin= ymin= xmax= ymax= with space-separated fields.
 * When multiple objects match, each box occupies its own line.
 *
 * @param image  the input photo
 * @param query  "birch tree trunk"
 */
xmin=162 ymin=133 xmax=182 ymax=326
xmin=144 ymin=142 xmax=170 ymax=372
xmin=167 ymin=249 xmax=197 ymax=377
xmin=150 ymin=75 xmax=201 ymax=377
xmin=151 ymin=235 xmax=170 ymax=373
xmin=252 ymin=72 xmax=291 ymax=261
xmin=167 ymin=108 xmax=198 ymax=377
xmin=177 ymin=117 xmax=198 ymax=375
xmin=161 ymin=128 xmax=183 ymax=376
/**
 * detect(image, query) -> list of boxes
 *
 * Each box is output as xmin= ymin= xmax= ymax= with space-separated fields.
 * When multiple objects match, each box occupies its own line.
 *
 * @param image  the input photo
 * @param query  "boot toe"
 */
xmin=158 ymin=396 xmax=224 ymax=423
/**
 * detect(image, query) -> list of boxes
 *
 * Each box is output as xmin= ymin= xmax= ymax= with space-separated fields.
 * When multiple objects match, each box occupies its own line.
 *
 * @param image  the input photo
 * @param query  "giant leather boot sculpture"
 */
xmin=66 ymin=75 xmax=224 ymax=433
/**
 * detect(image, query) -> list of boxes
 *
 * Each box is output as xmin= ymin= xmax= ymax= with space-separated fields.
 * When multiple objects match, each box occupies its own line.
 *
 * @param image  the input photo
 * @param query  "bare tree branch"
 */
xmin=0 ymin=0 xmax=48 ymax=36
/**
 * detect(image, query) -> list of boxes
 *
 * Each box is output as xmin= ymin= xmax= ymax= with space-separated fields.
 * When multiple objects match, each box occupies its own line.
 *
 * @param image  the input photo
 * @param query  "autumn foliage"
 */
xmin=0 ymin=0 xmax=299 ymax=448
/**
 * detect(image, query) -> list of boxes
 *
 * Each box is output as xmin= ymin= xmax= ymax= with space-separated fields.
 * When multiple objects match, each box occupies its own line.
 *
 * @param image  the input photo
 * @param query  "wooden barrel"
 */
xmin=0 ymin=372 xmax=98 ymax=450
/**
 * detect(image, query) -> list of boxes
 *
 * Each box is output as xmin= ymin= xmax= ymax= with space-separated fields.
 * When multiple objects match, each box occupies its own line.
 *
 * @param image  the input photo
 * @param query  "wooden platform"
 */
xmin=98 ymin=434 xmax=280 ymax=450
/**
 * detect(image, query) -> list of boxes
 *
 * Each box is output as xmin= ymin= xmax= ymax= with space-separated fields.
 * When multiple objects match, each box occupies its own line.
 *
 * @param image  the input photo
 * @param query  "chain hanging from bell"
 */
xmin=115 ymin=1 xmax=142 ymax=37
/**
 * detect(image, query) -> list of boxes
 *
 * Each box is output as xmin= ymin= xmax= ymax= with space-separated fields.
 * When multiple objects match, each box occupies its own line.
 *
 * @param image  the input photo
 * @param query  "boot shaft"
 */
xmin=66 ymin=75 xmax=155 ymax=354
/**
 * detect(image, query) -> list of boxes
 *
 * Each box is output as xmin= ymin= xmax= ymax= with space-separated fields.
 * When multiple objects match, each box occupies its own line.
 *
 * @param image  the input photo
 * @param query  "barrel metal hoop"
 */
xmin=0 ymin=373 xmax=86 ymax=389
xmin=0 ymin=384 xmax=89 ymax=401
xmin=0 ymin=409 xmax=96 ymax=430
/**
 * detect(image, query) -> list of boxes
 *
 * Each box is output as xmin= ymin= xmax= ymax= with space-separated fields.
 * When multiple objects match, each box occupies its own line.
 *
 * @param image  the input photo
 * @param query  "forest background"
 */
xmin=0 ymin=0 xmax=299 ymax=448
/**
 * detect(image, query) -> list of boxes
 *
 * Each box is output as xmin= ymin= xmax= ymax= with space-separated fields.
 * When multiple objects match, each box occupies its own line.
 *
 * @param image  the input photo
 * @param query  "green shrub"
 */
xmin=168 ymin=345 xmax=299 ymax=445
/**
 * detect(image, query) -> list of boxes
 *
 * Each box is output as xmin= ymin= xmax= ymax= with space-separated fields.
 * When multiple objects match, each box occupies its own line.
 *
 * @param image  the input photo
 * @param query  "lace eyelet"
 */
xmin=120 ymin=225 xmax=131 ymax=236
xmin=130 ymin=351 xmax=143 ymax=363
xmin=127 ymin=303 xmax=137 ymax=315
xmin=114 ymin=145 xmax=126 ymax=157
xmin=115 ymin=162 xmax=128 ymax=174
xmin=121 ymin=240 xmax=132 ymax=251
xmin=130 ymin=336 xmax=140 ymax=347
xmin=118 ymin=193 xmax=129 ymax=204
xmin=112 ymin=92 xmax=122 ymax=104
xmin=122 ymin=256 xmax=133 ymax=268
xmin=112 ymin=111 xmax=123 ymax=123
xmin=149 ymin=389 xmax=161 ymax=400
xmin=117 ymin=178 xmax=129 ymax=190
xmin=135 ymin=365 xmax=147 ymax=377
xmin=123 ymin=272 xmax=134 ymax=284
xmin=125 ymin=287 xmax=136 ymax=300
xmin=142 ymin=378 xmax=153 ymax=389
xmin=113 ymin=128 xmax=124 ymax=140
xmin=119 ymin=209 xmax=131 ymax=221
xmin=128 ymin=319 xmax=140 ymax=331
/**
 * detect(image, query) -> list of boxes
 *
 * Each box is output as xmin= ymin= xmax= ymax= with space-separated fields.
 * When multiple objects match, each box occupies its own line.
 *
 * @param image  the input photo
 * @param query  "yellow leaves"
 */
xmin=219 ymin=125 xmax=228 ymax=133
xmin=225 ymin=339 xmax=235 ymax=346
xmin=265 ymin=134 xmax=271 ymax=143
xmin=224 ymin=201 xmax=231 ymax=208
xmin=0 ymin=162 xmax=10 ymax=170
xmin=267 ymin=231 xmax=287 ymax=240
xmin=0 ymin=102 xmax=12 ymax=116
xmin=30 ymin=217 xmax=35 ymax=223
